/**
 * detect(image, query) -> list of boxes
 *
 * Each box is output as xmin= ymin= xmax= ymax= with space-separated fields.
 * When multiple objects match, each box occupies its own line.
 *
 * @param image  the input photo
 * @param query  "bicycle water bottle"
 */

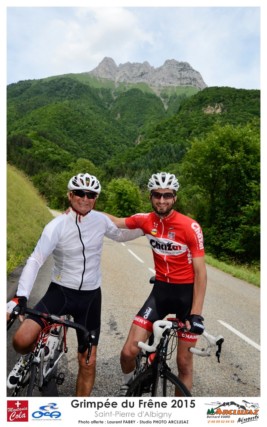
xmin=46 ymin=328 xmax=60 ymax=360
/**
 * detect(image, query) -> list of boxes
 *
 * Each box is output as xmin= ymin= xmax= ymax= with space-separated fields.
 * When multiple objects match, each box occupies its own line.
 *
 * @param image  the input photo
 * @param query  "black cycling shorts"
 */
xmin=133 ymin=280 xmax=197 ymax=341
xmin=28 ymin=282 xmax=101 ymax=348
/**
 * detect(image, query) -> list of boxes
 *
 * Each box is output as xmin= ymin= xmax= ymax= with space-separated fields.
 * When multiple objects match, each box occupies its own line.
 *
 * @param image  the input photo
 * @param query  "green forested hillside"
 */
xmin=7 ymin=75 xmax=199 ymax=170
xmin=7 ymin=75 xmax=260 ymax=266
xmin=106 ymin=86 xmax=260 ymax=180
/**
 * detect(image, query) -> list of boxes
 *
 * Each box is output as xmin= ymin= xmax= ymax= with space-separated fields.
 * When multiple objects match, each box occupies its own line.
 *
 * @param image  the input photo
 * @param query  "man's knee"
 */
xmin=12 ymin=333 xmax=26 ymax=353
xmin=12 ymin=321 xmax=40 ymax=353
xmin=177 ymin=348 xmax=193 ymax=375
xmin=121 ymin=341 xmax=139 ymax=362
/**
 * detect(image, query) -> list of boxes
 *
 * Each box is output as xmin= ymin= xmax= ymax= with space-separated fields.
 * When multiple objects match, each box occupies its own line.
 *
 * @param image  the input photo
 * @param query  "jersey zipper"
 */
xmin=75 ymin=216 xmax=86 ymax=290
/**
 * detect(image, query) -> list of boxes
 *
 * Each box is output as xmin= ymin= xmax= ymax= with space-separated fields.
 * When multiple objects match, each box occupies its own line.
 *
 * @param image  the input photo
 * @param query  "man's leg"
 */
xmin=176 ymin=338 xmax=196 ymax=392
xmin=7 ymin=318 xmax=42 ymax=389
xmin=120 ymin=323 xmax=151 ymax=375
xmin=76 ymin=345 xmax=97 ymax=396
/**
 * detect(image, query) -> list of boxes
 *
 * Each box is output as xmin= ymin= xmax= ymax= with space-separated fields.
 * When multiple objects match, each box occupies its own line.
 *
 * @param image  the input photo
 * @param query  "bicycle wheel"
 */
xmin=126 ymin=366 xmax=155 ymax=396
xmin=127 ymin=367 xmax=191 ymax=397
xmin=153 ymin=370 xmax=192 ymax=397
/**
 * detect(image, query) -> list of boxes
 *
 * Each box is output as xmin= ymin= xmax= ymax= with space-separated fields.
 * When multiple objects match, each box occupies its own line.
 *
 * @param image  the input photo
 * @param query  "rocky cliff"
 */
xmin=89 ymin=57 xmax=207 ymax=90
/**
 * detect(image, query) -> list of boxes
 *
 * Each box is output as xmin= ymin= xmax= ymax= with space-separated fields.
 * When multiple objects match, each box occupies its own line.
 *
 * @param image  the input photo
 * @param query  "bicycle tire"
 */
xmin=26 ymin=363 xmax=38 ymax=396
xmin=153 ymin=370 xmax=192 ymax=397
xmin=126 ymin=366 xmax=191 ymax=397
xmin=126 ymin=366 xmax=155 ymax=396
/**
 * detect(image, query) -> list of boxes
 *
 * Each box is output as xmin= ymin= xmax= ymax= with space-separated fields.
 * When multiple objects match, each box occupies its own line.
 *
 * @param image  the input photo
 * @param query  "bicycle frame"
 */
xmin=32 ymin=323 xmax=67 ymax=388
xmin=7 ymin=306 xmax=92 ymax=396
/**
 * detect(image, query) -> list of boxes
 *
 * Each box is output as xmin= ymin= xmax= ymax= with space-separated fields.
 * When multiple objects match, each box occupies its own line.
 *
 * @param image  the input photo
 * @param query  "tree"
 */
xmin=104 ymin=178 xmax=143 ymax=216
xmin=179 ymin=124 xmax=260 ymax=263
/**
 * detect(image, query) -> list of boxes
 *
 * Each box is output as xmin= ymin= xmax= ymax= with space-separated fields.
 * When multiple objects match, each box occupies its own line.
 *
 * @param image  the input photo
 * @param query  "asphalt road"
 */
xmin=6 ymin=235 xmax=260 ymax=398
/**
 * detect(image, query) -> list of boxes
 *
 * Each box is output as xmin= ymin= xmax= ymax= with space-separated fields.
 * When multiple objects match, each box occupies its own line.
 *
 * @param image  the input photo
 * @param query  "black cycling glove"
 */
xmin=186 ymin=314 xmax=205 ymax=335
xmin=7 ymin=296 xmax=27 ymax=315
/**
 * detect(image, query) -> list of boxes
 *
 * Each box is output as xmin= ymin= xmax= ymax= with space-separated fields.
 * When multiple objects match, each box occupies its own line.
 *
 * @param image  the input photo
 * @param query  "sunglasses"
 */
xmin=151 ymin=192 xmax=175 ymax=200
xmin=72 ymin=190 xmax=98 ymax=199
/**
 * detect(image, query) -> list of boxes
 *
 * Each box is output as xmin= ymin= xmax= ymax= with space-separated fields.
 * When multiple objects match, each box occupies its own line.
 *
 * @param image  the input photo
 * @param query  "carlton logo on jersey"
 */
xmin=191 ymin=222 xmax=204 ymax=250
xmin=147 ymin=235 xmax=188 ymax=255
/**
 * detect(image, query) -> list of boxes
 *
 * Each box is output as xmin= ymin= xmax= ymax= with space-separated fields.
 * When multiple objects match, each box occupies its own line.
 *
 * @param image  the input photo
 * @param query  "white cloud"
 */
xmin=6 ymin=6 xmax=260 ymax=89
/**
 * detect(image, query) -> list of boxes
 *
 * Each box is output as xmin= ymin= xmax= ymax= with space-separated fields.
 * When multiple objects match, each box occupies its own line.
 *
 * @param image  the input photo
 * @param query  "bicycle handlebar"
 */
xmin=138 ymin=320 xmax=173 ymax=352
xmin=190 ymin=330 xmax=224 ymax=360
xmin=7 ymin=306 xmax=91 ymax=342
xmin=138 ymin=319 xmax=224 ymax=362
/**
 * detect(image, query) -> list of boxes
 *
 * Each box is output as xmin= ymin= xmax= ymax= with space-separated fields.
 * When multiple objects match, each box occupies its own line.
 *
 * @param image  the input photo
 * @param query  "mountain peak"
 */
xmin=89 ymin=58 xmax=207 ymax=89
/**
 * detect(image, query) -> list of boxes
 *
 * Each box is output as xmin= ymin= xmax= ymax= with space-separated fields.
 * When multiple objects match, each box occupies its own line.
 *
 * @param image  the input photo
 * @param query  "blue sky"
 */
xmin=6 ymin=6 xmax=260 ymax=89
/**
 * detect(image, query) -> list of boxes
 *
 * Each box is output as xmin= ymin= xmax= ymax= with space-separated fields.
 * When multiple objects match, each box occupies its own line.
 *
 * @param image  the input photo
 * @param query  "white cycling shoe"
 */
xmin=7 ymin=356 xmax=28 ymax=389
xmin=119 ymin=384 xmax=130 ymax=396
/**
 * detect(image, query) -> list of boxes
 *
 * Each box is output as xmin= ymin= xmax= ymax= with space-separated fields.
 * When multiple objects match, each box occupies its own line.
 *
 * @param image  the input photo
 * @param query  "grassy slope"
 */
xmin=7 ymin=164 xmax=53 ymax=274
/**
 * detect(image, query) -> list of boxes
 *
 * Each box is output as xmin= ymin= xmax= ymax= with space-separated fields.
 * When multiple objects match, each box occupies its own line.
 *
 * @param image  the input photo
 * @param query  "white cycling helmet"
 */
xmin=68 ymin=173 xmax=101 ymax=194
xmin=148 ymin=172 xmax=179 ymax=192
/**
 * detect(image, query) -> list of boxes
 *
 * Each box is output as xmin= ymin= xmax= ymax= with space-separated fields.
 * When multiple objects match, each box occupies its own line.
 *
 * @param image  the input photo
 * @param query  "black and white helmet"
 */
xmin=68 ymin=173 xmax=101 ymax=194
xmin=148 ymin=172 xmax=179 ymax=192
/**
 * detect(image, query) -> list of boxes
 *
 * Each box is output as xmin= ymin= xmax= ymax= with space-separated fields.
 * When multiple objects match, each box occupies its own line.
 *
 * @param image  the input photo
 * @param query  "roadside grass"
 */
xmin=205 ymin=254 xmax=260 ymax=287
xmin=7 ymin=164 xmax=53 ymax=275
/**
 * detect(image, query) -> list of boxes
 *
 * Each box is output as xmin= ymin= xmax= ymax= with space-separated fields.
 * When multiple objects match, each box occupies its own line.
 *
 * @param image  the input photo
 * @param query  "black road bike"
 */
xmin=126 ymin=318 xmax=224 ymax=397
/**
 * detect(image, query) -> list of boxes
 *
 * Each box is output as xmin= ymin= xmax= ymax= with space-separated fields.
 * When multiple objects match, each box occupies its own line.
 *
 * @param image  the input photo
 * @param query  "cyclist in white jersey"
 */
xmin=6 ymin=173 xmax=143 ymax=396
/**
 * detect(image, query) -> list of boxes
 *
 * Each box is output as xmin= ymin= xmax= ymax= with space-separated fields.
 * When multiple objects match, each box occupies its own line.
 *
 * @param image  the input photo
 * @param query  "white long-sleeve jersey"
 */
xmin=17 ymin=208 xmax=143 ymax=299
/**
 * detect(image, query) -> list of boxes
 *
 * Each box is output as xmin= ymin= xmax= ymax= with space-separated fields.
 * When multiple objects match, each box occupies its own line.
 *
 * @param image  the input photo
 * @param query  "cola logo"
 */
xmin=7 ymin=400 xmax=28 ymax=422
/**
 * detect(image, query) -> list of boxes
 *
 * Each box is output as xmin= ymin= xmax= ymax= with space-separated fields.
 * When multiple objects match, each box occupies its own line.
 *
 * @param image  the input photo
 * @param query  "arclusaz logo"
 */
xmin=206 ymin=400 xmax=259 ymax=424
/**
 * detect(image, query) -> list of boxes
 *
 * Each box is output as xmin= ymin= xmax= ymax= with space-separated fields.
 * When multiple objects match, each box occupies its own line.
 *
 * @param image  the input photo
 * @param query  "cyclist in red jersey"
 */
xmin=106 ymin=172 xmax=207 ymax=395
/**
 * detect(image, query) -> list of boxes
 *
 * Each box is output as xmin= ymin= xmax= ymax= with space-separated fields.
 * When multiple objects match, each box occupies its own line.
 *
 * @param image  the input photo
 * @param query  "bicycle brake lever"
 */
xmin=85 ymin=335 xmax=95 ymax=364
xmin=7 ymin=316 xmax=16 ymax=330
xmin=86 ymin=347 xmax=91 ymax=365
xmin=215 ymin=338 xmax=224 ymax=363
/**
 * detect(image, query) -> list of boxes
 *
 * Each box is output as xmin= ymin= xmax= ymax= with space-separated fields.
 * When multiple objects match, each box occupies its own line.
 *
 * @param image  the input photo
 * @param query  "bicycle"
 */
xmin=126 ymin=318 xmax=224 ymax=397
xmin=7 ymin=306 xmax=93 ymax=397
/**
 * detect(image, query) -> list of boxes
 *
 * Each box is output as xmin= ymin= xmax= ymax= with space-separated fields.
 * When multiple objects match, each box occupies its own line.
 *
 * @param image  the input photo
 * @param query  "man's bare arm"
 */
xmin=190 ymin=256 xmax=207 ymax=315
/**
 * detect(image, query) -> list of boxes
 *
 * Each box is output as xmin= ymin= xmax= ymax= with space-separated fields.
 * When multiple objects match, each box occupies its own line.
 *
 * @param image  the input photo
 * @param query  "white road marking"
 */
xmin=148 ymin=267 xmax=155 ymax=274
xmin=127 ymin=249 xmax=144 ymax=263
xmin=218 ymin=320 xmax=260 ymax=351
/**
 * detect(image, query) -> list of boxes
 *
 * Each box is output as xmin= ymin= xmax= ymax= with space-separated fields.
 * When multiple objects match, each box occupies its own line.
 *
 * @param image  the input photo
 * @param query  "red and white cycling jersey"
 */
xmin=125 ymin=210 xmax=205 ymax=284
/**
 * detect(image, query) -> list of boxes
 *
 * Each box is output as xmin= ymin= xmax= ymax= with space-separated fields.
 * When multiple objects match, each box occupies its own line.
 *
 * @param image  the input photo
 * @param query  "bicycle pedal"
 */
xmin=56 ymin=372 xmax=65 ymax=385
